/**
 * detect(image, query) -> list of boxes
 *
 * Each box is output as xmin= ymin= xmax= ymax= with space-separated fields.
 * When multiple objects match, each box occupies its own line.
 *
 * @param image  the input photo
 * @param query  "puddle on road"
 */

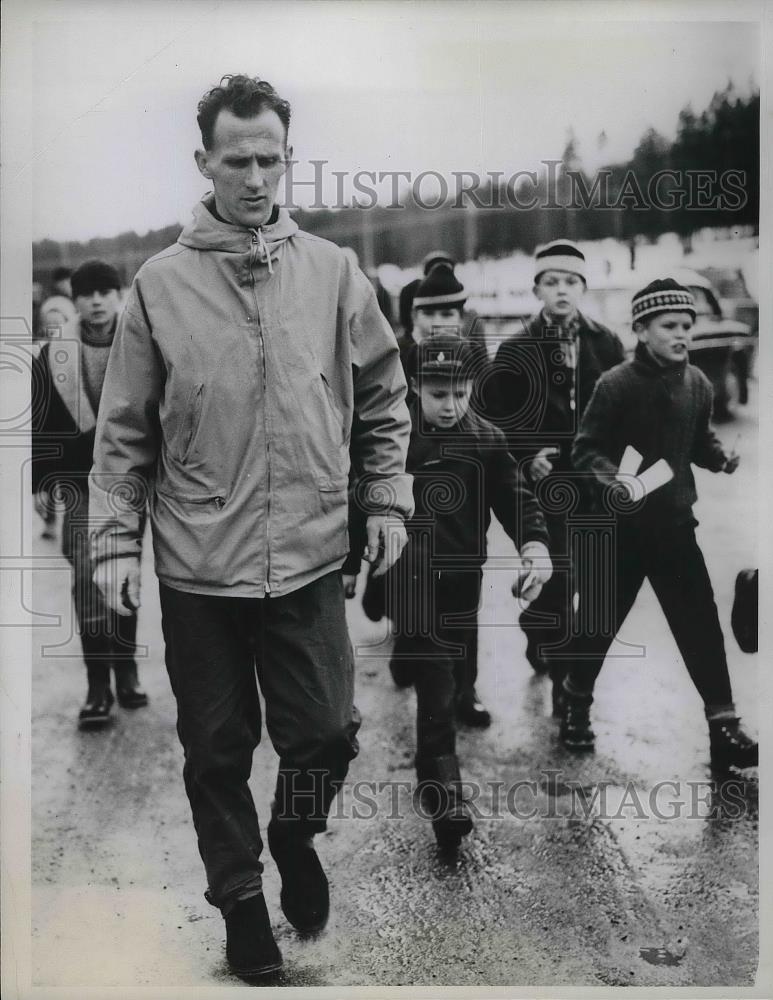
xmin=639 ymin=947 xmax=685 ymax=967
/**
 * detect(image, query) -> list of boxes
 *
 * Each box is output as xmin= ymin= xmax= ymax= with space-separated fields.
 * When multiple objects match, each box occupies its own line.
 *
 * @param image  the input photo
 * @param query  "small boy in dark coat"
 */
xmin=561 ymin=279 xmax=757 ymax=771
xmin=381 ymin=335 xmax=552 ymax=848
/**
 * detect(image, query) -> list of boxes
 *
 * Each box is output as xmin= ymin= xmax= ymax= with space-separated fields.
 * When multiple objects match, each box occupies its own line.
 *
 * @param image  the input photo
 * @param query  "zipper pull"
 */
xmin=213 ymin=496 xmax=225 ymax=510
xmin=265 ymin=580 xmax=271 ymax=595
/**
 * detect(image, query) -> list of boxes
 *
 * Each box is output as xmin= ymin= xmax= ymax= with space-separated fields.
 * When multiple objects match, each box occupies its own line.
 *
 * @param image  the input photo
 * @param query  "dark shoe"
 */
xmin=389 ymin=659 xmax=414 ymax=689
xmin=225 ymin=894 xmax=283 ymax=978
xmin=78 ymin=685 xmax=115 ymax=730
xmin=267 ymin=821 xmax=329 ymax=934
xmin=709 ymin=718 xmax=758 ymax=771
xmin=114 ymin=663 xmax=149 ymax=709
xmin=456 ymin=688 xmax=491 ymax=728
xmin=525 ymin=637 xmax=549 ymax=674
xmin=416 ymin=755 xmax=474 ymax=850
xmin=560 ymin=688 xmax=595 ymax=752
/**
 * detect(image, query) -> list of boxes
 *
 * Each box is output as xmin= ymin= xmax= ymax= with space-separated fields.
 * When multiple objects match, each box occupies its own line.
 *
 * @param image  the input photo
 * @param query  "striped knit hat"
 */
xmin=631 ymin=278 xmax=696 ymax=324
xmin=413 ymin=262 xmax=467 ymax=309
xmin=534 ymin=240 xmax=586 ymax=283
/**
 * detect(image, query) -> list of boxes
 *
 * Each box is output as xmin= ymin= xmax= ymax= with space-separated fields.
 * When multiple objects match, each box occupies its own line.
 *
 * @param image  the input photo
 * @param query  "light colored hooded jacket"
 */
xmin=89 ymin=195 xmax=413 ymax=598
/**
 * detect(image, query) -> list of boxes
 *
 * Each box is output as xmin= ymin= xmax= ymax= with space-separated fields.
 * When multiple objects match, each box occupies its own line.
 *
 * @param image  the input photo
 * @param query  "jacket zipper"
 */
xmin=251 ymin=229 xmax=272 ymax=595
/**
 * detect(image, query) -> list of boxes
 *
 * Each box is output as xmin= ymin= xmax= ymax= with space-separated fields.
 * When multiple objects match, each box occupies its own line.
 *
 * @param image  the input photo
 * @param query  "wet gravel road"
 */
xmin=31 ymin=398 xmax=759 ymax=991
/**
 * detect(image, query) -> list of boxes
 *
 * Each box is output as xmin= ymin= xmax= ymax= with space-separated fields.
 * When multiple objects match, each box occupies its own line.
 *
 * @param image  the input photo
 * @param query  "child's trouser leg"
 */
xmin=565 ymin=530 xmax=646 ymax=696
xmin=645 ymin=524 xmax=733 ymax=710
xmin=414 ymin=657 xmax=457 ymax=760
xmin=413 ymin=636 xmax=473 ymax=848
xmin=561 ymin=530 xmax=646 ymax=751
xmin=645 ymin=525 xmax=757 ymax=769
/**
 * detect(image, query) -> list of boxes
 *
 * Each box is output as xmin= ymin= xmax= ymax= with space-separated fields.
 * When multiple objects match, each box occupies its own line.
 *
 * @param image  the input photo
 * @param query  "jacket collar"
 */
xmin=632 ymin=339 xmax=687 ymax=378
xmin=178 ymin=193 xmax=299 ymax=262
xmin=527 ymin=310 xmax=601 ymax=337
xmin=47 ymin=317 xmax=97 ymax=433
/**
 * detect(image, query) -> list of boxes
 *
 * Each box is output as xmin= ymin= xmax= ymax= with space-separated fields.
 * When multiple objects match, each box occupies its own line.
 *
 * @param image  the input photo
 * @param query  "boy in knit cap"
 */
xmin=560 ymin=278 xmax=757 ymax=771
xmin=489 ymin=240 xmax=624 ymax=710
xmin=384 ymin=334 xmax=551 ymax=848
xmin=32 ymin=260 xmax=148 ymax=728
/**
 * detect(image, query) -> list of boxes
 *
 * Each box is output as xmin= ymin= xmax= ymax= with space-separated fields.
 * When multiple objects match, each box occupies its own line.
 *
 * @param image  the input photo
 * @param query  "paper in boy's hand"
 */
xmin=636 ymin=458 xmax=673 ymax=496
xmin=617 ymin=444 xmax=643 ymax=477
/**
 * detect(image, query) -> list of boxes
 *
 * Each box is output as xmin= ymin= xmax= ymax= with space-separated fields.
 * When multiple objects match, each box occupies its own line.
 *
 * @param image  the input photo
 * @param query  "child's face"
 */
xmin=412 ymin=305 xmax=463 ymax=343
xmin=417 ymin=378 xmax=473 ymax=429
xmin=534 ymin=270 xmax=585 ymax=318
xmin=637 ymin=310 xmax=694 ymax=365
xmin=75 ymin=287 xmax=121 ymax=328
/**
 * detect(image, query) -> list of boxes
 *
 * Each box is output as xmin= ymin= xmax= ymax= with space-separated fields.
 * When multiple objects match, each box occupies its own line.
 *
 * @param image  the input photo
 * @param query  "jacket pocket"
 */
xmin=156 ymin=488 xmax=227 ymax=510
xmin=319 ymin=373 xmax=346 ymax=442
xmin=178 ymin=383 xmax=204 ymax=464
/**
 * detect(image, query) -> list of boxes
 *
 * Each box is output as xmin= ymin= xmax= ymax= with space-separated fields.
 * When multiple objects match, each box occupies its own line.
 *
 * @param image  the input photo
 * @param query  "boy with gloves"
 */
xmin=384 ymin=334 xmax=552 ymax=849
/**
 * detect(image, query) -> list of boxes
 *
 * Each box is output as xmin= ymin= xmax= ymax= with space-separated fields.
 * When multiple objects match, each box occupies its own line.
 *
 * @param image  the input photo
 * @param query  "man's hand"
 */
xmin=529 ymin=447 xmax=559 ymax=482
xmin=365 ymin=514 xmax=408 ymax=578
xmin=723 ymin=454 xmax=740 ymax=475
xmin=342 ymin=574 xmax=358 ymax=598
xmin=93 ymin=556 xmax=141 ymax=616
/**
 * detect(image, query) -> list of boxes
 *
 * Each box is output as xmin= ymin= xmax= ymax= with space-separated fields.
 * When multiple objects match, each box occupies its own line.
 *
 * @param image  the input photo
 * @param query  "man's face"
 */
xmin=534 ymin=270 xmax=585 ymax=318
xmin=74 ymin=288 xmax=121 ymax=329
xmin=637 ymin=311 xmax=694 ymax=365
xmin=417 ymin=378 xmax=473 ymax=429
xmin=412 ymin=306 xmax=463 ymax=343
xmin=195 ymin=108 xmax=291 ymax=229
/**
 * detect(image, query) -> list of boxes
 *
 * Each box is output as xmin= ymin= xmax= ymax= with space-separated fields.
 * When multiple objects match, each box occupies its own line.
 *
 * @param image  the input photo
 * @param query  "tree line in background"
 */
xmin=34 ymin=83 xmax=758 ymax=288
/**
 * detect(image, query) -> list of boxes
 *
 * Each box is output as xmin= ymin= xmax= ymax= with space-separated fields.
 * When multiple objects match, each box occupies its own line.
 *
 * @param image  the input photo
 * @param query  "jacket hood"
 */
xmin=178 ymin=193 xmax=299 ymax=261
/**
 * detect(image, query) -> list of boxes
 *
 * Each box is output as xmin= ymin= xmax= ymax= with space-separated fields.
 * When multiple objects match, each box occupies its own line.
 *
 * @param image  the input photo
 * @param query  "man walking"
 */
xmin=89 ymin=74 xmax=412 ymax=977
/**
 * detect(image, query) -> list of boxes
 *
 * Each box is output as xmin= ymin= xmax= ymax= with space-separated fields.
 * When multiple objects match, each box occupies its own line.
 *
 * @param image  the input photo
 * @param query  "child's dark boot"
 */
xmin=709 ymin=717 xmax=758 ymax=772
xmin=559 ymin=684 xmax=595 ymax=752
xmin=416 ymin=754 xmax=474 ymax=850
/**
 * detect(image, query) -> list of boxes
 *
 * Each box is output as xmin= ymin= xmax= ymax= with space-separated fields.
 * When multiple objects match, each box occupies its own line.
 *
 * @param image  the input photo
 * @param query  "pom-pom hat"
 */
xmin=534 ymin=240 xmax=586 ymax=282
xmin=631 ymin=278 xmax=696 ymax=324
xmin=421 ymin=249 xmax=456 ymax=275
xmin=413 ymin=263 xmax=467 ymax=309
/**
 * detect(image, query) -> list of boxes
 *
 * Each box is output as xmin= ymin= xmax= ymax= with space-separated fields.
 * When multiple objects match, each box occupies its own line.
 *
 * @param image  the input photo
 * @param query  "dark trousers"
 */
xmin=62 ymin=486 xmax=138 ymax=673
xmin=159 ymin=571 xmax=361 ymax=912
xmin=566 ymin=520 xmax=733 ymax=709
xmin=391 ymin=570 xmax=482 ymax=761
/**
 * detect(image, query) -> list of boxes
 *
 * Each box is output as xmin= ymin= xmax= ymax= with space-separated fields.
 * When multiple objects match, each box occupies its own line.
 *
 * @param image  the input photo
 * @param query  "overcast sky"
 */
xmin=14 ymin=0 xmax=761 ymax=242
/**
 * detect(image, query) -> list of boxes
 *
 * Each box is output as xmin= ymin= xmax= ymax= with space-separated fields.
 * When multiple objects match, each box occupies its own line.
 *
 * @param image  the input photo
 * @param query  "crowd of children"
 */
xmin=34 ymin=242 xmax=758 ymax=853
xmin=345 ymin=241 xmax=758 ymax=852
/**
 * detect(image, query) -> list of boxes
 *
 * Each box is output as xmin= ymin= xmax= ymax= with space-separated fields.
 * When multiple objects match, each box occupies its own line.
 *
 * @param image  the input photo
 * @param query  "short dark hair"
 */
xmin=197 ymin=74 xmax=292 ymax=149
xmin=52 ymin=266 xmax=72 ymax=282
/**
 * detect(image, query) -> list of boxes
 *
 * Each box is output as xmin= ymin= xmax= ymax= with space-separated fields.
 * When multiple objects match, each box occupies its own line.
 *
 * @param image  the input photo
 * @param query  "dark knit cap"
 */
xmin=71 ymin=260 xmax=122 ymax=299
xmin=416 ymin=334 xmax=473 ymax=378
xmin=413 ymin=263 xmax=466 ymax=310
xmin=422 ymin=249 xmax=456 ymax=275
xmin=534 ymin=239 xmax=586 ymax=282
xmin=632 ymin=278 xmax=696 ymax=324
